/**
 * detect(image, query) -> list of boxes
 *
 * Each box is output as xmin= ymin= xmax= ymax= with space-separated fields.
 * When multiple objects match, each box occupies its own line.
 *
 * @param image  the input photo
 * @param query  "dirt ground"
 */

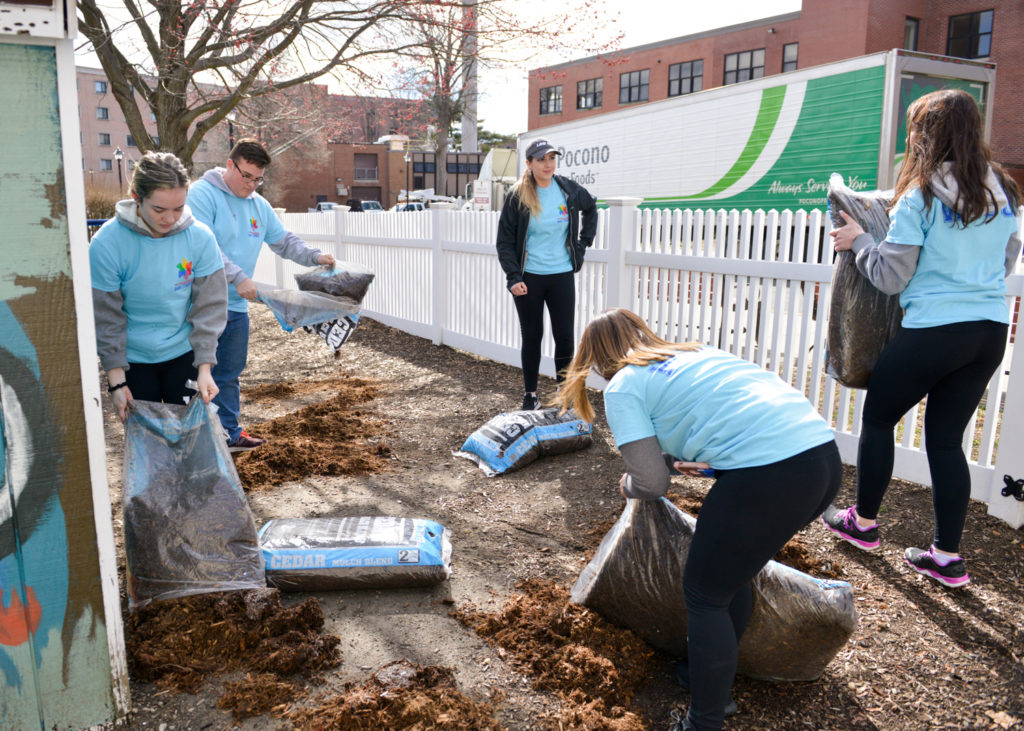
xmin=102 ymin=306 xmax=1024 ymax=730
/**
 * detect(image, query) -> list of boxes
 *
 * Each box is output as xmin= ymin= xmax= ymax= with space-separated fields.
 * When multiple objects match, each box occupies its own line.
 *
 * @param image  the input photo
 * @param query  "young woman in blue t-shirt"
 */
xmin=826 ymin=89 xmax=1021 ymax=588
xmin=496 ymin=138 xmax=597 ymax=410
xmin=556 ymin=308 xmax=841 ymax=731
xmin=90 ymin=152 xmax=227 ymax=421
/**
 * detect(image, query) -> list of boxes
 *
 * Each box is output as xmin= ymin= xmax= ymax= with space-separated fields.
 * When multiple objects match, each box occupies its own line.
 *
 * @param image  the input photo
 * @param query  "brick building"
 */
xmin=528 ymin=1 xmax=1024 ymax=186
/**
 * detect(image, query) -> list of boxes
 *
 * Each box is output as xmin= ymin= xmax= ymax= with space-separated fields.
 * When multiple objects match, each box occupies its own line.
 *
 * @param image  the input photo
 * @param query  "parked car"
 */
xmin=346 ymin=199 xmax=384 ymax=213
xmin=391 ymin=201 xmax=425 ymax=212
xmin=309 ymin=201 xmax=337 ymax=213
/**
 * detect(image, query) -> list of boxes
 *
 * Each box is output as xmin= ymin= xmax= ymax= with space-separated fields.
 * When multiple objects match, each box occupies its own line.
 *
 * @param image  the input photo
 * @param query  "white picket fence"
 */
xmin=254 ymin=201 xmax=1024 ymax=528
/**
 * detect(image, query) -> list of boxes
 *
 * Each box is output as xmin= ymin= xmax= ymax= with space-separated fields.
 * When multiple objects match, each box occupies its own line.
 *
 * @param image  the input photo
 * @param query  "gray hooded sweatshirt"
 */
xmin=92 ymin=199 xmax=228 ymax=371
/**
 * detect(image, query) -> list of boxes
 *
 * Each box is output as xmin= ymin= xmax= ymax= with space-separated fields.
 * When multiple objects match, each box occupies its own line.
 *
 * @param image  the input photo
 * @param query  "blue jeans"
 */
xmin=212 ymin=309 xmax=250 ymax=442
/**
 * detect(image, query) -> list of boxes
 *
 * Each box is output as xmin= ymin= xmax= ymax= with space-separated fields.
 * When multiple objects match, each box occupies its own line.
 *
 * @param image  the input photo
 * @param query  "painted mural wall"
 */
xmin=0 ymin=41 xmax=120 ymax=727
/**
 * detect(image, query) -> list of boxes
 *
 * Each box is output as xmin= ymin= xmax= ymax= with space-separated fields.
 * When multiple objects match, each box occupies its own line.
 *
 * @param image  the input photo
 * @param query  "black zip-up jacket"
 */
xmin=495 ymin=175 xmax=598 ymax=290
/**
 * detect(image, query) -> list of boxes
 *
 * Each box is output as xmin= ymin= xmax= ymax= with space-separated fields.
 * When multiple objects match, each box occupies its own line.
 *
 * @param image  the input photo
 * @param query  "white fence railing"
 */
xmin=255 ymin=201 xmax=1024 ymax=528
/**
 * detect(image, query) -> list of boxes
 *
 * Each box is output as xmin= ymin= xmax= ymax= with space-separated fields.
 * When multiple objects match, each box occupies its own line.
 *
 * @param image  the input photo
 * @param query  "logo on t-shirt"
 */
xmin=249 ymin=217 xmax=259 ymax=236
xmin=557 ymin=204 xmax=569 ymax=222
xmin=174 ymin=258 xmax=194 ymax=290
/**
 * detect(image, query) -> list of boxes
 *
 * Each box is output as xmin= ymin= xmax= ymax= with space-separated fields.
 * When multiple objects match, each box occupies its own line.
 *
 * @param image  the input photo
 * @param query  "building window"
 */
xmin=99 ymin=159 xmax=113 ymax=171
xmin=904 ymin=17 xmax=920 ymax=50
xmin=668 ymin=60 xmax=703 ymax=97
xmin=94 ymin=80 xmax=107 ymax=93
xmin=619 ymin=69 xmax=649 ymax=104
xmin=126 ymin=134 xmax=136 ymax=147
xmin=947 ymin=10 xmax=993 ymax=59
xmin=149 ymin=111 xmax=156 ymax=122
xmin=413 ymin=161 xmax=436 ymax=173
xmin=98 ymin=132 xmax=111 ymax=146
xmin=724 ymin=49 xmax=765 ymax=85
xmin=126 ymin=159 xmax=135 ymax=172
xmin=539 ymin=85 xmax=562 ymax=115
xmin=782 ymin=43 xmax=798 ymax=72
xmin=96 ymin=107 xmax=109 ymax=120
xmin=152 ymin=136 xmax=159 ymax=147
xmin=577 ymin=78 xmax=603 ymax=110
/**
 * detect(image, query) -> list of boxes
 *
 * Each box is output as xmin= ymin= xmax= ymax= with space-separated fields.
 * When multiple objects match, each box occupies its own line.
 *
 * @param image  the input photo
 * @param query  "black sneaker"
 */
xmin=822 ymin=505 xmax=879 ymax=551
xmin=227 ymin=430 xmax=267 ymax=453
xmin=521 ymin=392 xmax=541 ymax=411
xmin=673 ymin=660 xmax=738 ymax=717
xmin=904 ymin=546 xmax=970 ymax=588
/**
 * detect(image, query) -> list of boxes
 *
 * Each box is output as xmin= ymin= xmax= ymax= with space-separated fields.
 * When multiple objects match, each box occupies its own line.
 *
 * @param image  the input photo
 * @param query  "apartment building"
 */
xmin=528 ymin=1 xmax=1024 ymax=186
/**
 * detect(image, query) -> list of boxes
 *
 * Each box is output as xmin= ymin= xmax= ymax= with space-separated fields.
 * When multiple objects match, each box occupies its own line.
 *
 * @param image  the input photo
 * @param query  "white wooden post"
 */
xmin=430 ymin=204 xmax=453 ymax=344
xmin=333 ymin=204 xmax=348 ymax=262
xmin=604 ymin=197 xmax=641 ymax=310
xmin=987 ymin=298 xmax=1024 ymax=528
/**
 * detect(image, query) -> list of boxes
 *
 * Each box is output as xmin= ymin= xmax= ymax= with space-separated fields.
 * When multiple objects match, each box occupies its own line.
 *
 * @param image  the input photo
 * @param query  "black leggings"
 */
xmin=855 ymin=320 xmax=1007 ymax=553
xmin=125 ymin=351 xmax=198 ymax=407
xmin=684 ymin=441 xmax=841 ymax=730
xmin=512 ymin=271 xmax=576 ymax=391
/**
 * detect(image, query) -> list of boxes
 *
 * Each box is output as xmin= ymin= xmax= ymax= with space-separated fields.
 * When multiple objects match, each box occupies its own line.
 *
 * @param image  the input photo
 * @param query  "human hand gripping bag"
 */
xmin=826 ymin=173 xmax=904 ymax=388
xmin=571 ymin=497 xmax=856 ymax=681
xmin=122 ymin=397 xmax=265 ymax=609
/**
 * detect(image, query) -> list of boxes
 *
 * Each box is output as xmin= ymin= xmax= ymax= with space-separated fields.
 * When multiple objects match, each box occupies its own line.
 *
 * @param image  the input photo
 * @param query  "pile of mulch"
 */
xmin=126 ymin=588 xmax=341 ymax=694
xmin=234 ymin=377 xmax=392 ymax=488
xmin=288 ymin=660 xmax=505 ymax=730
xmin=217 ymin=673 xmax=300 ymax=721
xmin=453 ymin=579 xmax=657 ymax=730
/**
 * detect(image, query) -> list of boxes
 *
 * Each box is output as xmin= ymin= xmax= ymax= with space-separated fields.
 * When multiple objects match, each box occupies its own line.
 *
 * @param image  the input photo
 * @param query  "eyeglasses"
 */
xmin=233 ymin=163 xmax=264 ymax=184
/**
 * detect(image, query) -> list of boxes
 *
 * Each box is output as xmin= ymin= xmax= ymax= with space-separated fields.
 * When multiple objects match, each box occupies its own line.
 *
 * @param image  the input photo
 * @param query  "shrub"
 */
xmin=85 ymin=183 xmax=122 ymax=220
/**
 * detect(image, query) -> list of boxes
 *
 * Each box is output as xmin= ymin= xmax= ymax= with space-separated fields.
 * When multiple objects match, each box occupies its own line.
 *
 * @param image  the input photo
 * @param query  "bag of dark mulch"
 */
xmin=255 ymin=283 xmax=362 ymax=352
xmin=826 ymin=173 xmax=904 ymax=389
xmin=454 ymin=408 xmax=593 ymax=477
xmin=123 ymin=397 xmax=265 ymax=609
xmin=259 ymin=517 xmax=452 ymax=591
xmin=571 ymin=497 xmax=855 ymax=682
xmin=294 ymin=262 xmax=375 ymax=305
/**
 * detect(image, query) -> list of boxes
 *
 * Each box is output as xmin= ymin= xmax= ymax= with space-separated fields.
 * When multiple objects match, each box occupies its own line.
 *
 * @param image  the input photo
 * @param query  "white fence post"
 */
xmin=430 ymin=205 xmax=450 ymax=345
xmin=987 ymin=325 xmax=1024 ymax=528
xmin=605 ymin=197 xmax=641 ymax=310
xmin=333 ymin=204 xmax=348 ymax=261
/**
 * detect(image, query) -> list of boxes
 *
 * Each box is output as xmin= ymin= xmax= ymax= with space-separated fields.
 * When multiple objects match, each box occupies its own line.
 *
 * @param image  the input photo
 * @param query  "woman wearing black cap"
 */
xmin=496 ymin=138 xmax=598 ymax=410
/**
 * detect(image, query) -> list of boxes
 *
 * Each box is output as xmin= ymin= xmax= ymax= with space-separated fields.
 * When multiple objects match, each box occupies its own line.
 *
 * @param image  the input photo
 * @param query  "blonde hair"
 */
xmin=511 ymin=167 xmax=542 ymax=218
xmin=130 ymin=151 xmax=189 ymax=202
xmin=554 ymin=308 xmax=701 ymax=423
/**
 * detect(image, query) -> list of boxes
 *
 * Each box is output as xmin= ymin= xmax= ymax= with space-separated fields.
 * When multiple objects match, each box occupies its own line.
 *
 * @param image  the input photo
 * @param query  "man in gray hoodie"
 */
xmin=188 ymin=139 xmax=336 ymax=451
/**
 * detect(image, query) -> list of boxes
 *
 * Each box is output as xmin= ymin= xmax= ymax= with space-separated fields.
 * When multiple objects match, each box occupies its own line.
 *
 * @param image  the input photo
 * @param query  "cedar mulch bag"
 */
xmin=571 ymin=497 xmax=856 ymax=682
xmin=259 ymin=517 xmax=452 ymax=591
xmin=826 ymin=173 xmax=903 ymax=388
xmin=454 ymin=408 xmax=593 ymax=477
xmin=123 ymin=398 xmax=265 ymax=609
xmin=294 ymin=262 xmax=375 ymax=305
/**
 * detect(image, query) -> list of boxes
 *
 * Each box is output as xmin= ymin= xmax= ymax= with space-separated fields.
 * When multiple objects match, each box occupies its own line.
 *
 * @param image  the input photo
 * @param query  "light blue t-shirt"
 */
xmin=89 ymin=218 xmax=223 ymax=364
xmin=887 ymin=188 xmax=1018 ymax=328
xmin=187 ymin=179 xmax=287 ymax=312
xmin=603 ymin=348 xmax=834 ymax=470
xmin=524 ymin=183 xmax=572 ymax=275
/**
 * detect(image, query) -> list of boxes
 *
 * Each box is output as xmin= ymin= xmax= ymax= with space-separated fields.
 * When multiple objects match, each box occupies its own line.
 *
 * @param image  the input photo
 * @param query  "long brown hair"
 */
xmin=893 ymin=88 xmax=1020 ymax=226
xmin=554 ymin=309 xmax=700 ymax=423
xmin=511 ymin=166 xmax=541 ymax=218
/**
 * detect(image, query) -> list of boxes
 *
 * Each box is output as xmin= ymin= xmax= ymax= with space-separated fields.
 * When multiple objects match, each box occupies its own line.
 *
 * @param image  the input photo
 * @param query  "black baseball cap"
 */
xmin=524 ymin=138 xmax=561 ymax=160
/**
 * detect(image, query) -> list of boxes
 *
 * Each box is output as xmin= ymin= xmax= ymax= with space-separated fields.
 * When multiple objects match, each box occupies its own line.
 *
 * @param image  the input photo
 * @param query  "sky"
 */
xmin=477 ymin=0 xmax=802 ymax=135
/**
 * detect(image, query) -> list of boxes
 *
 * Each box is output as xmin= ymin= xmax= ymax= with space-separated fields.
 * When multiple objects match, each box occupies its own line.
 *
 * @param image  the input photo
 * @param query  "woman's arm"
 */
xmin=187 ymin=269 xmax=228 ymax=367
xmin=831 ymin=210 xmax=920 ymax=295
xmin=495 ymin=193 xmax=524 ymax=289
xmin=578 ymin=188 xmax=598 ymax=246
xmin=618 ymin=436 xmax=672 ymax=500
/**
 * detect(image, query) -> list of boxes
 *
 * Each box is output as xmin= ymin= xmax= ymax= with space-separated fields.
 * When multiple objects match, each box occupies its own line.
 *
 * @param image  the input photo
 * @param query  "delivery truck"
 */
xmin=519 ymin=50 xmax=996 ymax=211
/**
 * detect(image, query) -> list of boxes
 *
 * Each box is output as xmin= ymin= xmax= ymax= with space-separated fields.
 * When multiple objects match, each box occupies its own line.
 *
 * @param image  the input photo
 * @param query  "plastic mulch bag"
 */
xmin=294 ymin=262 xmax=375 ymax=305
xmin=454 ymin=408 xmax=593 ymax=477
xmin=826 ymin=173 xmax=904 ymax=388
xmin=123 ymin=397 xmax=265 ymax=609
xmin=571 ymin=497 xmax=856 ymax=682
xmin=255 ymin=283 xmax=362 ymax=352
xmin=259 ymin=517 xmax=452 ymax=591
xmin=256 ymin=286 xmax=359 ymax=332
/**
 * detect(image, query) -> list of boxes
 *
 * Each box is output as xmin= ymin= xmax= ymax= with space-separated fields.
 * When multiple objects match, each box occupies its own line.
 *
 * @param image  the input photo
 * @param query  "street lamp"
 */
xmin=113 ymin=147 xmax=124 ymax=191
xmin=404 ymin=150 xmax=411 ymax=208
